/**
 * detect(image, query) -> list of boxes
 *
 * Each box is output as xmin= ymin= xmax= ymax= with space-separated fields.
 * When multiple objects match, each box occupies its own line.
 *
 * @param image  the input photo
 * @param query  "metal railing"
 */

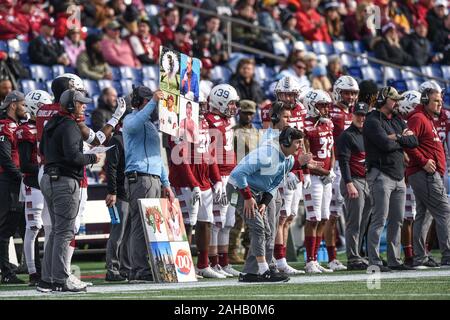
xmin=173 ymin=1 xmax=449 ymax=86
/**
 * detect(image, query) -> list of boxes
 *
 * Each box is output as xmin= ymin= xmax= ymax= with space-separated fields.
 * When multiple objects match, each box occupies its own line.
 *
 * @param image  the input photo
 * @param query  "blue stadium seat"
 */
xmin=0 ymin=41 xmax=7 ymax=52
xmin=65 ymin=66 xmax=76 ymax=74
xmin=145 ymin=4 xmax=160 ymax=16
xmin=444 ymin=92 xmax=450 ymax=106
xmin=340 ymin=53 xmax=358 ymax=67
xmin=83 ymin=79 xmax=101 ymax=96
xmin=312 ymin=41 xmax=333 ymax=55
xmin=401 ymin=67 xmax=421 ymax=80
xmin=333 ymin=41 xmax=353 ymax=54
xmin=405 ymin=79 xmax=421 ymax=91
xmin=347 ymin=66 xmax=362 ymax=80
xmin=383 ymin=66 xmax=402 ymax=82
xmin=143 ymin=79 xmax=158 ymax=92
xmin=97 ymin=79 xmax=113 ymax=91
xmin=254 ymin=65 xmax=275 ymax=85
xmin=119 ymin=67 xmax=143 ymax=81
xmin=273 ymin=41 xmax=290 ymax=57
xmin=420 ymin=66 xmax=443 ymax=79
xmin=120 ymin=79 xmax=139 ymax=95
xmin=29 ymin=65 xmax=53 ymax=82
xmin=441 ymin=66 xmax=450 ymax=80
xmin=360 ymin=66 xmax=383 ymax=84
xmin=20 ymin=80 xmax=45 ymax=94
xmin=142 ymin=65 xmax=159 ymax=80
xmin=210 ymin=65 xmax=232 ymax=83
xmin=352 ymin=41 xmax=365 ymax=53
xmin=46 ymin=80 xmax=52 ymax=92
xmin=20 ymin=53 xmax=30 ymax=66
xmin=391 ymin=80 xmax=407 ymax=92
xmin=52 ymin=65 xmax=65 ymax=78
xmin=110 ymin=67 xmax=121 ymax=80
xmin=317 ymin=54 xmax=328 ymax=66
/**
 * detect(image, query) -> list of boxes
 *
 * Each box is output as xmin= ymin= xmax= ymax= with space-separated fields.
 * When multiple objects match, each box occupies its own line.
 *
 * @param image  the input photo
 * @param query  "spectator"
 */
xmin=280 ymin=57 xmax=311 ymax=88
xmin=121 ymin=1 xmax=140 ymax=37
xmin=401 ymin=19 xmax=441 ymax=66
xmin=343 ymin=1 xmax=376 ymax=48
xmin=0 ymin=0 xmax=29 ymax=41
xmin=258 ymin=0 xmax=285 ymax=46
xmin=281 ymin=11 xmax=304 ymax=42
xmin=427 ymin=0 xmax=447 ymax=42
xmin=28 ymin=18 xmax=70 ymax=66
xmin=373 ymin=22 xmax=414 ymax=66
xmin=83 ymin=0 xmax=115 ymax=29
xmin=77 ymin=33 xmax=113 ymax=80
xmin=202 ymin=16 xmax=229 ymax=64
xmin=16 ymin=0 xmax=48 ymax=39
xmin=417 ymin=0 xmax=435 ymax=22
xmin=199 ymin=59 xmax=214 ymax=102
xmin=166 ymin=25 xmax=192 ymax=56
xmin=129 ymin=17 xmax=162 ymax=65
xmin=327 ymin=55 xmax=346 ymax=84
xmin=158 ymin=6 xmax=180 ymax=46
xmin=310 ymin=64 xmax=332 ymax=92
xmin=303 ymin=52 xmax=318 ymax=77
xmin=358 ymin=80 xmax=379 ymax=112
xmin=54 ymin=3 xmax=82 ymax=40
xmin=101 ymin=20 xmax=140 ymax=68
xmin=63 ymin=27 xmax=86 ymax=68
xmin=193 ymin=33 xmax=213 ymax=65
xmin=433 ymin=13 xmax=450 ymax=64
xmin=232 ymin=3 xmax=268 ymax=52
xmin=229 ymin=58 xmax=265 ymax=105
xmin=295 ymin=0 xmax=332 ymax=43
xmin=387 ymin=0 xmax=411 ymax=35
xmin=0 ymin=79 xmax=12 ymax=102
xmin=324 ymin=1 xmax=344 ymax=41
xmin=91 ymin=87 xmax=119 ymax=132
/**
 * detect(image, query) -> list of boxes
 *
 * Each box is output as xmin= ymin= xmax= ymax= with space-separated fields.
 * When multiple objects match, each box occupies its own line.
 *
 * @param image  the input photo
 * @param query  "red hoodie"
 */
xmin=405 ymin=105 xmax=446 ymax=177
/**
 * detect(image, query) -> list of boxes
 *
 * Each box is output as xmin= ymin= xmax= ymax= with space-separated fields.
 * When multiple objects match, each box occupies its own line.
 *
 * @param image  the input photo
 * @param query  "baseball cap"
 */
xmin=41 ymin=18 xmax=56 ymax=28
xmin=435 ymin=0 xmax=447 ymax=7
xmin=134 ymin=85 xmax=153 ymax=100
xmin=353 ymin=102 xmax=369 ymax=115
xmin=414 ymin=19 xmax=428 ymax=28
xmin=175 ymin=25 xmax=188 ymax=34
xmin=380 ymin=86 xmax=404 ymax=101
xmin=106 ymin=20 xmax=121 ymax=30
xmin=0 ymin=90 xmax=25 ymax=110
xmin=293 ymin=41 xmax=306 ymax=52
xmin=239 ymin=100 xmax=256 ymax=113
xmin=60 ymin=89 xmax=92 ymax=107
xmin=167 ymin=94 xmax=174 ymax=101
xmin=381 ymin=22 xmax=396 ymax=35
xmin=324 ymin=1 xmax=340 ymax=10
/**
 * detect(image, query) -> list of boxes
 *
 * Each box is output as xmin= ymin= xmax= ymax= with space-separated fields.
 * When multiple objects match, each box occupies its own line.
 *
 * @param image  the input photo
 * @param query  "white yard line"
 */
xmin=1 ymin=269 xmax=449 ymax=298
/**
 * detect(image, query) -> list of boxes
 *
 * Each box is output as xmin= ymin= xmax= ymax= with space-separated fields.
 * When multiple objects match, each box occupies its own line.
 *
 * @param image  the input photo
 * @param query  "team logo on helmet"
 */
xmin=208 ymin=84 xmax=239 ymax=118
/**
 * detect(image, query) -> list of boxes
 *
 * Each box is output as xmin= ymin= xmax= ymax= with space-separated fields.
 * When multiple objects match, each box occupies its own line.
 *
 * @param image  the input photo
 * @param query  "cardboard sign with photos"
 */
xmin=159 ymin=90 xmax=179 ymax=137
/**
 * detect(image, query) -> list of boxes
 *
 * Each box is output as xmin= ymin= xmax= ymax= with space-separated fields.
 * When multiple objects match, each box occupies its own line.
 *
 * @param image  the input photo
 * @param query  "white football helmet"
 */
xmin=208 ymin=84 xmax=239 ymax=118
xmin=304 ymin=89 xmax=332 ymax=118
xmin=56 ymin=73 xmax=85 ymax=91
xmin=332 ymin=75 xmax=359 ymax=107
xmin=274 ymin=76 xmax=307 ymax=106
xmin=24 ymin=90 xmax=53 ymax=117
xmin=398 ymin=90 xmax=420 ymax=116
xmin=418 ymin=80 xmax=442 ymax=94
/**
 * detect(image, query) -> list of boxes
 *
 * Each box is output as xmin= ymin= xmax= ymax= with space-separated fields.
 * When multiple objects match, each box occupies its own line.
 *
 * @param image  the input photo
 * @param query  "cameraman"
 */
xmin=38 ymin=89 xmax=101 ymax=293
xmin=123 ymin=87 xmax=174 ymax=283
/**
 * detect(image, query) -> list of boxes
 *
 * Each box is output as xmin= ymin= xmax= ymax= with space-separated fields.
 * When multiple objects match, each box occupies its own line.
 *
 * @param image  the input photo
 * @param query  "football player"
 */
xmin=327 ymin=75 xmax=359 ymax=271
xmin=17 ymin=90 xmax=52 ymax=286
xmin=204 ymin=84 xmax=241 ymax=277
xmin=302 ymin=89 xmax=335 ymax=274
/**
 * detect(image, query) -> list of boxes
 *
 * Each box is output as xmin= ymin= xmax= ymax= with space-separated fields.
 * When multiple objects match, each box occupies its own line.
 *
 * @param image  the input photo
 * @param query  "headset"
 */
xmin=65 ymin=89 xmax=76 ymax=113
xmin=375 ymin=87 xmax=392 ymax=108
xmin=131 ymin=85 xmax=144 ymax=108
xmin=420 ymin=88 xmax=431 ymax=105
xmin=271 ymin=101 xmax=285 ymax=125
xmin=279 ymin=126 xmax=297 ymax=148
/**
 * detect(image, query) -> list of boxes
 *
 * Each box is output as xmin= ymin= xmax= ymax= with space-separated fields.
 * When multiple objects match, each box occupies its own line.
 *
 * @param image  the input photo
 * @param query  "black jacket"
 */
xmin=18 ymin=141 xmax=39 ymax=189
xmin=400 ymin=33 xmax=432 ymax=66
xmin=91 ymin=98 xmax=115 ymax=132
xmin=337 ymin=123 xmax=366 ymax=184
xmin=229 ymin=74 xmax=265 ymax=104
xmin=427 ymin=9 xmax=445 ymax=42
xmin=106 ymin=131 xmax=126 ymax=201
xmin=40 ymin=114 xmax=97 ymax=181
xmin=28 ymin=35 xmax=66 ymax=66
xmin=373 ymin=38 xmax=414 ymax=66
xmin=363 ymin=110 xmax=418 ymax=181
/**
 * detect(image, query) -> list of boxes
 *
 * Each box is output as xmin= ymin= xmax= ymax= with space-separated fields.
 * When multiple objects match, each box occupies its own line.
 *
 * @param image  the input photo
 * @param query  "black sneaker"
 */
xmin=258 ymin=270 xmax=290 ymax=282
xmin=404 ymin=257 xmax=414 ymax=268
xmin=367 ymin=265 xmax=392 ymax=273
xmin=415 ymin=257 xmax=440 ymax=269
xmin=130 ymin=274 xmax=153 ymax=283
xmin=238 ymin=273 xmax=260 ymax=283
xmin=1 ymin=273 xmax=25 ymax=284
xmin=381 ymin=259 xmax=388 ymax=267
xmin=440 ymin=261 xmax=450 ymax=269
xmin=105 ymin=272 xmax=126 ymax=282
xmin=389 ymin=264 xmax=415 ymax=271
xmin=37 ymin=280 xmax=53 ymax=293
xmin=347 ymin=262 xmax=368 ymax=271
xmin=29 ymin=273 xmax=41 ymax=287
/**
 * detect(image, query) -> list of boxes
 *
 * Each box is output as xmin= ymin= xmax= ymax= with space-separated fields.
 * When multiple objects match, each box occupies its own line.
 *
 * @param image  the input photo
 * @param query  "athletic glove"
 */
xmin=286 ymin=172 xmax=300 ymax=190
xmin=303 ymin=174 xmax=311 ymax=189
xmin=213 ymin=181 xmax=223 ymax=204
xmin=191 ymin=186 xmax=201 ymax=206
xmin=220 ymin=190 xmax=229 ymax=206
xmin=113 ymin=97 xmax=127 ymax=120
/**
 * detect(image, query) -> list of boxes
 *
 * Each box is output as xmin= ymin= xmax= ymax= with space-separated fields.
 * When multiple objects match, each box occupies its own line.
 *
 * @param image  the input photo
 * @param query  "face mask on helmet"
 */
xmin=276 ymin=91 xmax=298 ymax=107
xmin=333 ymin=76 xmax=359 ymax=108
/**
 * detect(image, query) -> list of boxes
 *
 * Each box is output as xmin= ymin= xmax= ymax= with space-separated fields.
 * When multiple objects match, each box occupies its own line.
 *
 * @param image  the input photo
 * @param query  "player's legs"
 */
xmin=173 ymin=187 xmax=194 ymax=244
xmin=402 ymin=185 xmax=416 ymax=266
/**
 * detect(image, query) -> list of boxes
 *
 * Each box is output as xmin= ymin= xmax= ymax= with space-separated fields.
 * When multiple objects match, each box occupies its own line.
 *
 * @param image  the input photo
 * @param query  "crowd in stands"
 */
xmin=1 ymin=0 xmax=450 ymax=116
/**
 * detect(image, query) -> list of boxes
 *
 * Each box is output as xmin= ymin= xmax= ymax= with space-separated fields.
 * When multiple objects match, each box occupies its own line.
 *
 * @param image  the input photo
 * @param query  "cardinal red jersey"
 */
xmin=303 ymin=117 xmax=334 ymax=173
xmin=330 ymin=104 xmax=352 ymax=153
xmin=169 ymin=118 xmax=220 ymax=191
xmin=0 ymin=118 xmax=19 ymax=174
xmin=15 ymin=122 xmax=38 ymax=178
xmin=261 ymin=103 xmax=306 ymax=131
xmin=434 ymin=110 xmax=449 ymax=146
xmin=204 ymin=112 xmax=235 ymax=176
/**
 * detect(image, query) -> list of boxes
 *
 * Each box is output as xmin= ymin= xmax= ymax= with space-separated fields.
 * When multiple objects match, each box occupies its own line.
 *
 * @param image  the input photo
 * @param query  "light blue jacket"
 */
xmin=123 ymin=100 xmax=169 ymax=187
xmin=229 ymin=140 xmax=294 ymax=197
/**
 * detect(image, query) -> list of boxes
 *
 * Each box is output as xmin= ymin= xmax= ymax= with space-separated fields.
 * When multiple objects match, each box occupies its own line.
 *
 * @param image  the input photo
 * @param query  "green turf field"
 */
xmin=1 ymin=251 xmax=449 ymax=300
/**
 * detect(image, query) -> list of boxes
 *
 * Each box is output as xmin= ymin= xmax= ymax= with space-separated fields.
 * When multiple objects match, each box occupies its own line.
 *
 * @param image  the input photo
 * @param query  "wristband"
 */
xmin=96 ymin=131 xmax=106 ymax=145
xmin=107 ymin=117 xmax=119 ymax=128
xmin=260 ymin=192 xmax=274 ymax=207
xmin=85 ymin=129 xmax=96 ymax=144
xmin=239 ymin=186 xmax=252 ymax=200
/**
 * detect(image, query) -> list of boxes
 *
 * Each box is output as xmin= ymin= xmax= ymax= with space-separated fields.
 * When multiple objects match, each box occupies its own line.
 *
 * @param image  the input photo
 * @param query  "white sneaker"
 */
xmin=328 ymin=259 xmax=347 ymax=271
xmin=314 ymin=261 xmax=333 ymax=273
xmin=278 ymin=264 xmax=305 ymax=275
xmin=196 ymin=266 xmax=226 ymax=279
xmin=305 ymin=261 xmax=322 ymax=274
xmin=69 ymin=274 xmax=92 ymax=287
xmin=195 ymin=274 xmax=204 ymax=279
xmin=212 ymin=264 xmax=233 ymax=277
xmin=222 ymin=265 xmax=240 ymax=277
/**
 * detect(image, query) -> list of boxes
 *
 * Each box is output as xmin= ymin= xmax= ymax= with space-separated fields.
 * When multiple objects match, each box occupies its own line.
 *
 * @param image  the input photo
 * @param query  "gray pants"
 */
xmin=227 ymin=184 xmax=277 ymax=274
xmin=340 ymin=177 xmax=372 ymax=264
xmin=125 ymin=175 xmax=161 ymax=279
xmin=409 ymin=171 xmax=450 ymax=264
xmin=106 ymin=199 xmax=131 ymax=276
xmin=366 ymin=168 xmax=405 ymax=267
xmin=40 ymin=174 xmax=80 ymax=284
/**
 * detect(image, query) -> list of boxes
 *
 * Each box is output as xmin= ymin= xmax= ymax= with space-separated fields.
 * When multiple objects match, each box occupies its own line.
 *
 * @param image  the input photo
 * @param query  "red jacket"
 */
xmin=0 ymin=9 xmax=30 ymax=40
xmin=405 ymin=105 xmax=446 ymax=177
xmin=295 ymin=8 xmax=331 ymax=43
